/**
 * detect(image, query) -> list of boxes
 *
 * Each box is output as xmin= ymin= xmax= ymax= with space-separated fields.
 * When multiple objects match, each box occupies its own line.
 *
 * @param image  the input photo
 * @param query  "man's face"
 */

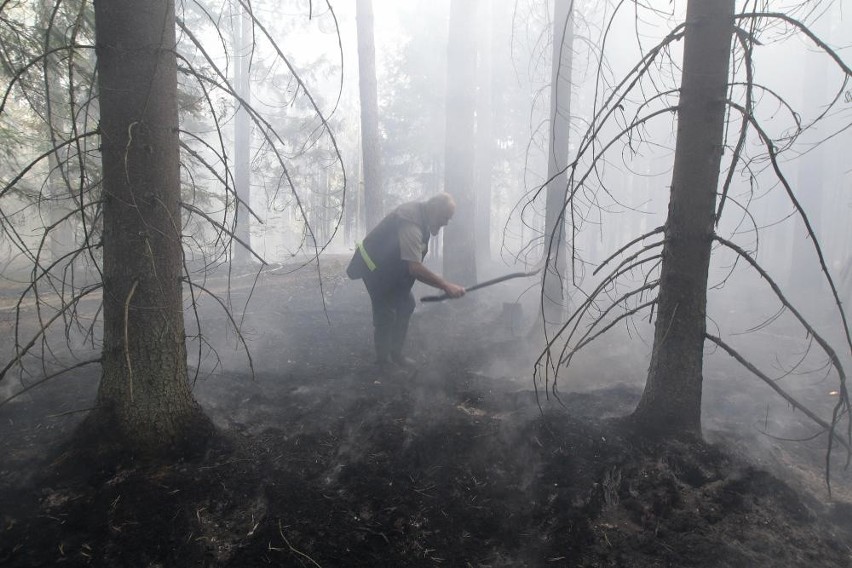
xmin=429 ymin=208 xmax=454 ymax=236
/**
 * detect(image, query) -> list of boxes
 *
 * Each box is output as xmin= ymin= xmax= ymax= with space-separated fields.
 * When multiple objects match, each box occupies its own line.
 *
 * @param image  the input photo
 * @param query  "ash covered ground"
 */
xmin=2 ymin=255 xmax=852 ymax=566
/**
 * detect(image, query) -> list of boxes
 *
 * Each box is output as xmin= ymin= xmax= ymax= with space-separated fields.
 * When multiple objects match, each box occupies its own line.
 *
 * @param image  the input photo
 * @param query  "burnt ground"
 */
xmin=2 ymin=255 xmax=852 ymax=567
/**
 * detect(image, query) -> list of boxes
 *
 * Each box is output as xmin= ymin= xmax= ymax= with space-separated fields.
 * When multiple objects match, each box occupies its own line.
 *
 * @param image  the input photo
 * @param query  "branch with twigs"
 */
xmin=0 ymin=1 xmax=349 ymax=409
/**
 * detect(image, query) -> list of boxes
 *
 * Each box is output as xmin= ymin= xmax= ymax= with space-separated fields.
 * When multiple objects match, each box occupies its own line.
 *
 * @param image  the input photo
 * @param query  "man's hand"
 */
xmin=443 ymin=283 xmax=465 ymax=299
xmin=408 ymin=261 xmax=466 ymax=298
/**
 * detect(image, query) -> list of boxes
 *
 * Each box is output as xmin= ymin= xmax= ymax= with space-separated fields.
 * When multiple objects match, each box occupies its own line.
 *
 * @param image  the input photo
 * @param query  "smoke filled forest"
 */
xmin=2 ymin=0 xmax=852 ymax=565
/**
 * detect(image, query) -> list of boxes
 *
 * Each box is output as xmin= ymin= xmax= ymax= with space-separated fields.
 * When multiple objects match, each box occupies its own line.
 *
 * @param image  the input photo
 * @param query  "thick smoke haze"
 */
xmin=1 ymin=3 xmax=851 ymax=561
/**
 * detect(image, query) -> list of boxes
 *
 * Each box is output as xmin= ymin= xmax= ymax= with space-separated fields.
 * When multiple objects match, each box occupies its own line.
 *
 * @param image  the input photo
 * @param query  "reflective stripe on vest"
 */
xmin=357 ymin=241 xmax=377 ymax=271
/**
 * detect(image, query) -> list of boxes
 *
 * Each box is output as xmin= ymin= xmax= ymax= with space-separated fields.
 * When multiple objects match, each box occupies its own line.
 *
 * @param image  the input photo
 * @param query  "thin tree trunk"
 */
xmin=90 ymin=0 xmax=210 ymax=453
xmin=631 ymin=0 xmax=734 ymax=436
xmin=356 ymin=0 xmax=382 ymax=232
xmin=344 ymin=149 xmax=361 ymax=245
xmin=41 ymin=0 xmax=75 ymax=269
xmin=233 ymin=1 xmax=252 ymax=265
xmin=542 ymin=0 xmax=574 ymax=326
xmin=474 ymin=0 xmax=494 ymax=266
xmin=442 ymin=0 xmax=478 ymax=284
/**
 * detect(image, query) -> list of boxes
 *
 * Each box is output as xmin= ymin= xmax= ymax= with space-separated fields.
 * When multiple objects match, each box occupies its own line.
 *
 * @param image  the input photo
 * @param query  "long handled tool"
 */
xmin=420 ymin=269 xmax=541 ymax=302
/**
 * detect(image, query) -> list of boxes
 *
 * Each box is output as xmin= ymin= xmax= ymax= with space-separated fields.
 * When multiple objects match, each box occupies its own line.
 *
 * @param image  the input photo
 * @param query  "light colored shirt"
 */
xmin=394 ymin=201 xmax=426 ymax=263
xmin=399 ymin=222 xmax=424 ymax=262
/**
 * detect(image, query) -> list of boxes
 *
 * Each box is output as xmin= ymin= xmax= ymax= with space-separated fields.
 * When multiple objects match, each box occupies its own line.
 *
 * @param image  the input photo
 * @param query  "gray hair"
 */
xmin=425 ymin=192 xmax=456 ymax=217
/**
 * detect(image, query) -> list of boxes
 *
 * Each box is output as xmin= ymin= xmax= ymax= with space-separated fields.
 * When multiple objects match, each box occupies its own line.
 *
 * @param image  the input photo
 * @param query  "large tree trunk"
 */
xmin=442 ymin=0 xmax=478 ymax=284
xmin=631 ymin=0 xmax=734 ymax=436
xmin=542 ymin=0 xmax=574 ymax=327
xmin=89 ymin=0 xmax=210 ymax=453
xmin=356 ymin=0 xmax=382 ymax=232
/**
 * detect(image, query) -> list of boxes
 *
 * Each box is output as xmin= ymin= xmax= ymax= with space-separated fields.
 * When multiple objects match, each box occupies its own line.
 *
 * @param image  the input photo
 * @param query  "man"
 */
xmin=346 ymin=192 xmax=466 ymax=368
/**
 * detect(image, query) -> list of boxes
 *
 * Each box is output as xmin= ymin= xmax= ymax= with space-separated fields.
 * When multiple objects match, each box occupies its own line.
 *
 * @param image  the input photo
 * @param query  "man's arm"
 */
xmin=407 ymin=261 xmax=465 ymax=298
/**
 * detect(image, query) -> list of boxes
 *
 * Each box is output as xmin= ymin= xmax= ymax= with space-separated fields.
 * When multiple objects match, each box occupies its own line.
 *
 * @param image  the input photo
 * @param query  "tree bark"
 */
xmin=41 ymin=0 xmax=76 ymax=270
xmin=356 ymin=0 xmax=383 ymax=232
xmin=442 ymin=0 xmax=478 ymax=285
xmin=542 ymin=0 xmax=574 ymax=327
xmin=233 ymin=1 xmax=252 ymax=265
xmin=89 ymin=0 xmax=210 ymax=453
xmin=631 ymin=0 xmax=734 ymax=436
xmin=474 ymin=0 xmax=494 ymax=265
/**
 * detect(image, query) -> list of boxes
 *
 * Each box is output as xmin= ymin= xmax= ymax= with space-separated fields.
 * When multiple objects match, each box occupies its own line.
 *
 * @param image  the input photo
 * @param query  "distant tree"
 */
xmin=531 ymin=0 xmax=851 ymax=483
xmin=356 ymin=0 xmax=383 ymax=231
xmin=378 ymin=0 xmax=448 ymax=204
xmin=474 ymin=0 xmax=494 ymax=264
xmin=541 ymin=0 xmax=575 ymax=328
xmin=788 ymin=13 xmax=830 ymax=295
xmin=232 ymin=0 xmax=253 ymax=266
xmin=40 ymin=0 xmax=77 ymax=267
xmin=442 ymin=0 xmax=478 ymax=284
xmin=498 ymin=0 xmax=577 ymax=272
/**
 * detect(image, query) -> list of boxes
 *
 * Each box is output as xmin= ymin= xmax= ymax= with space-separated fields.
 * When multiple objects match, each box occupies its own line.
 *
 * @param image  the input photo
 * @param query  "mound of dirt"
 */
xmin=2 ymin=257 xmax=852 ymax=566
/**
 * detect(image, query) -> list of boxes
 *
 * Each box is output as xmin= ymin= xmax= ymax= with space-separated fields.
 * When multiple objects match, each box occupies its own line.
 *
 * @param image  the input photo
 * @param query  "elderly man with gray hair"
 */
xmin=346 ymin=192 xmax=466 ymax=369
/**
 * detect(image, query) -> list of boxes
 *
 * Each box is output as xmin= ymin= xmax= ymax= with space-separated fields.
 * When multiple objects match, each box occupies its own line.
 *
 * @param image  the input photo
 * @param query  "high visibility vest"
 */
xmin=346 ymin=204 xmax=430 ymax=285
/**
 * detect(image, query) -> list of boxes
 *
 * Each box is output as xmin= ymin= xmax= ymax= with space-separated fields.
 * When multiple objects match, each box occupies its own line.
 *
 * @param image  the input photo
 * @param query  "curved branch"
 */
xmin=181 ymin=278 xmax=256 ymax=379
xmin=707 ymin=333 xmax=849 ymax=493
xmin=717 ymin=26 xmax=756 ymax=225
xmin=0 ymin=131 xmax=99 ymax=201
xmin=0 ymin=357 xmax=101 ymax=409
xmin=725 ymin=102 xmax=852 ymax=356
xmin=593 ymin=226 xmax=664 ymax=276
xmin=714 ymin=235 xmax=850 ymax=480
xmin=0 ymin=283 xmax=103 ymax=384
xmin=0 ymin=43 xmax=94 ymax=115
xmin=535 ymin=253 xmax=663 ymax=390
xmin=735 ymin=12 xmax=852 ymax=77
xmin=180 ymin=202 xmax=267 ymax=266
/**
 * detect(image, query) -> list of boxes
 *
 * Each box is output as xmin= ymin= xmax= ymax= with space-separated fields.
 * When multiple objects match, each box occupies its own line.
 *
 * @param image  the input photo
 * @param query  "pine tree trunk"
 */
xmin=233 ymin=1 xmax=253 ymax=265
xmin=89 ymin=0 xmax=211 ymax=453
xmin=41 ymin=0 xmax=76 ymax=270
xmin=474 ymin=0 xmax=494 ymax=264
xmin=631 ymin=0 xmax=734 ymax=436
xmin=356 ymin=0 xmax=383 ymax=231
xmin=542 ymin=0 xmax=574 ymax=327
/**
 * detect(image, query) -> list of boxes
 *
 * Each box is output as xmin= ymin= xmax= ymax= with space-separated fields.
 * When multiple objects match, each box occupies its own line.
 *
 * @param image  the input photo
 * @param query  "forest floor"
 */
xmin=2 ymin=254 xmax=852 ymax=567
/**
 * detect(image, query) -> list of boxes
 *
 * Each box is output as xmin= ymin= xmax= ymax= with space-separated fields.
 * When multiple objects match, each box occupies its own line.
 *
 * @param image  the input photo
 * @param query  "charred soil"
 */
xmin=2 ymin=257 xmax=852 ymax=567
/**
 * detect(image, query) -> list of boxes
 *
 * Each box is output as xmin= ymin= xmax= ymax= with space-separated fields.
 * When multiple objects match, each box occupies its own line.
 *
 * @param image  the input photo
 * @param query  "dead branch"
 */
xmin=180 ymin=202 xmax=267 ymax=266
xmin=735 ymin=12 xmax=852 ymax=77
xmin=558 ymin=289 xmax=658 ymax=368
xmin=716 ymin=26 xmax=756 ymax=225
xmin=275 ymin=520 xmax=322 ymax=568
xmin=0 ymin=357 xmax=101 ymax=408
xmin=181 ymin=278 xmax=256 ymax=379
xmin=714 ymin=235 xmax=851 ymax=479
xmin=726 ymin=102 xmax=852 ymax=355
xmin=534 ymin=254 xmax=662 ymax=394
xmin=0 ymin=284 xmax=102 ymax=384
xmin=707 ymin=333 xmax=849 ymax=494
xmin=593 ymin=226 xmax=664 ymax=276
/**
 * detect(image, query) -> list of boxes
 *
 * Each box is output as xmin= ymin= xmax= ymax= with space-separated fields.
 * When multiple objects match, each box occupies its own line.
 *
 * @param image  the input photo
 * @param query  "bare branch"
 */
xmin=707 ymin=333 xmax=849 ymax=494
xmin=0 ymin=357 xmax=101 ymax=408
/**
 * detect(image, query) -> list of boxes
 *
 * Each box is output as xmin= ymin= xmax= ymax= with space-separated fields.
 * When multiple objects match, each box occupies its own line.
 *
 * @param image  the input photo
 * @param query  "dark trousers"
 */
xmin=364 ymin=276 xmax=415 ymax=362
